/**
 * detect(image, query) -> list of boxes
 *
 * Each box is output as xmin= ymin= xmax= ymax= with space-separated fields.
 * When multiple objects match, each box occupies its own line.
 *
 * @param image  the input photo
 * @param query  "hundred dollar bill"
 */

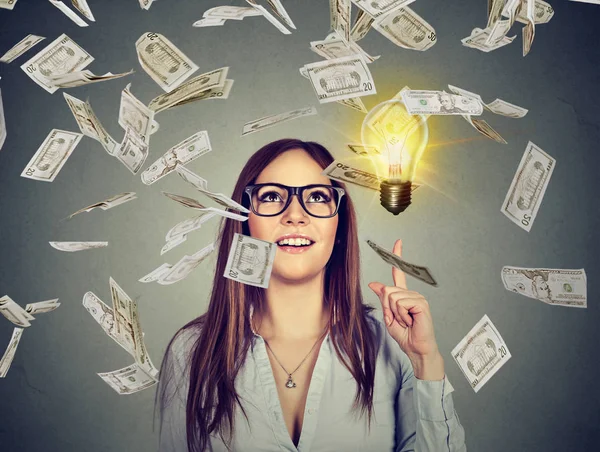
xmin=224 ymin=233 xmax=276 ymax=289
xmin=501 ymin=266 xmax=587 ymax=308
xmin=202 ymin=5 xmax=262 ymax=20
xmin=365 ymin=238 xmax=437 ymax=287
xmin=116 ymin=126 xmax=149 ymax=174
xmin=158 ymin=242 xmax=216 ymax=285
xmin=304 ymin=55 xmax=376 ymax=103
xmin=0 ymin=34 xmax=45 ymax=63
xmin=46 ymin=68 xmax=134 ymax=89
xmin=24 ymin=299 xmax=61 ymax=315
xmin=193 ymin=17 xmax=227 ymax=27
xmin=245 ymin=0 xmax=291 ymax=34
xmin=63 ymin=93 xmax=118 ymax=155
xmin=462 ymin=27 xmax=515 ymax=52
xmin=20 ymin=33 xmax=93 ymax=94
xmin=373 ymin=6 xmax=437 ymax=51
xmin=109 ymin=278 xmax=154 ymax=372
xmin=139 ymin=263 xmax=174 ymax=283
xmin=148 ymin=67 xmax=229 ymax=113
xmin=329 ymin=0 xmax=351 ymax=42
xmin=49 ymin=1 xmax=88 ymax=27
xmin=98 ymin=363 xmax=157 ymax=394
xmin=68 ymin=192 xmax=137 ymax=219
xmin=350 ymin=7 xmax=374 ymax=42
xmin=347 ymin=143 xmax=380 ymax=156
xmin=402 ymin=90 xmax=483 ymax=115
xmin=83 ymin=291 xmax=134 ymax=355
xmin=20 ymin=129 xmax=83 ymax=182
xmin=452 ymin=315 xmax=511 ymax=393
xmin=0 ymin=328 xmax=23 ymax=378
xmin=0 ymin=295 xmax=34 ymax=327
xmin=337 ymin=96 xmax=368 ymax=112
xmin=501 ymin=141 xmax=555 ymax=232
xmin=516 ymin=0 xmax=554 ymax=24
xmin=354 ymin=0 xmax=416 ymax=17
xmin=141 ymin=131 xmax=211 ymax=185
xmin=321 ymin=160 xmax=421 ymax=192
xmin=119 ymin=83 xmax=155 ymax=142
xmin=49 ymin=241 xmax=108 ymax=251
xmin=460 ymin=114 xmax=507 ymax=144
xmin=310 ymin=34 xmax=379 ymax=63
xmin=447 ymin=84 xmax=528 ymax=118
xmin=71 ymin=0 xmax=95 ymax=21
xmin=0 ymin=88 xmax=5 ymax=152
xmin=175 ymin=166 xmax=251 ymax=213
xmin=135 ymin=32 xmax=199 ymax=92
xmin=0 ymin=0 xmax=18 ymax=10
xmin=242 ymin=106 xmax=317 ymax=136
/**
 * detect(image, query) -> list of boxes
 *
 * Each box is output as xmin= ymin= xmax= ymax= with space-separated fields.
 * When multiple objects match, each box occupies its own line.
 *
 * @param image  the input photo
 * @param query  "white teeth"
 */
xmin=277 ymin=238 xmax=313 ymax=246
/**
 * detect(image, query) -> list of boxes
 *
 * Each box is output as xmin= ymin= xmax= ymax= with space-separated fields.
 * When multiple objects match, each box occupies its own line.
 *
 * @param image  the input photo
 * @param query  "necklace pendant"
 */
xmin=285 ymin=376 xmax=296 ymax=388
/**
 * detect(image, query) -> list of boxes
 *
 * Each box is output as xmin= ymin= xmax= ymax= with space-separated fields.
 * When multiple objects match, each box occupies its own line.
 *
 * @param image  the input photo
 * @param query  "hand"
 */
xmin=368 ymin=239 xmax=440 ymax=362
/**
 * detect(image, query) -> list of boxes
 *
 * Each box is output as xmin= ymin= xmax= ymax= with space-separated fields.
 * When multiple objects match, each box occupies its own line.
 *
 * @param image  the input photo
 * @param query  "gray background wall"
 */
xmin=0 ymin=0 xmax=598 ymax=451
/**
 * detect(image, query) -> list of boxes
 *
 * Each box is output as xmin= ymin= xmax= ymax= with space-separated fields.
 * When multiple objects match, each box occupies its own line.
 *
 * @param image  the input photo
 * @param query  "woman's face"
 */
xmin=247 ymin=148 xmax=339 ymax=283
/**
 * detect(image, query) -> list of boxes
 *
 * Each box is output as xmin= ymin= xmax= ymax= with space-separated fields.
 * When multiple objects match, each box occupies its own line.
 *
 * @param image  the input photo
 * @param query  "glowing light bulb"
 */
xmin=360 ymin=97 xmax=429 ymax=215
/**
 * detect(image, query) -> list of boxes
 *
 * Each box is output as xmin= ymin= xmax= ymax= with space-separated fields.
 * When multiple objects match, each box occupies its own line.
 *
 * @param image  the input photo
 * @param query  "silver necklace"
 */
xmin=263 ymin=327 xmax=329 ymax=389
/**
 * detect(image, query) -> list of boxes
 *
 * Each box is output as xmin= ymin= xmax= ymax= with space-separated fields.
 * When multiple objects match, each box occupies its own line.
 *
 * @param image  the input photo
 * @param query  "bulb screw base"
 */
xmin=380 ymin=180 xmax=412 ymax=216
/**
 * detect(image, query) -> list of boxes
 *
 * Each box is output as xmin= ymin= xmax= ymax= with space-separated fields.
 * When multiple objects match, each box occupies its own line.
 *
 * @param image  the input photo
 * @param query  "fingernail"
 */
xmin=384 ymin=315 xmax=392 ymax=327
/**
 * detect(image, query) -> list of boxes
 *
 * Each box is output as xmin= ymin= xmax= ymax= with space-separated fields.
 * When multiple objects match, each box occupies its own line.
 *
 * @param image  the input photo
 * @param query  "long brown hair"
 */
xmin=156 ymin=138 xmax=379 ymax=451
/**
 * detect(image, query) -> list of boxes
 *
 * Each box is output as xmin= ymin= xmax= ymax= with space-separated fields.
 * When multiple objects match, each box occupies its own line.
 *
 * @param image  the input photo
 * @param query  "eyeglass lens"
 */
xmin=251 ymin=185 xmax=339 ymax=217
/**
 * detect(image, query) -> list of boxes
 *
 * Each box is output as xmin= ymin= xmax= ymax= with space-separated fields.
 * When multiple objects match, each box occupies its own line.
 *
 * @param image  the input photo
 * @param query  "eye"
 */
xmin=259 ymin=191 xmax=282 ymax=202
xmin=307 ymin=190 xmax=332 ymax=203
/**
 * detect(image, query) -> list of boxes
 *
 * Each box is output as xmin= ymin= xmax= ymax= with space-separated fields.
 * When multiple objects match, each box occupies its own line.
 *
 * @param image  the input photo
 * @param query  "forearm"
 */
xmin=409 ymin=351 xmax=445 ymax=381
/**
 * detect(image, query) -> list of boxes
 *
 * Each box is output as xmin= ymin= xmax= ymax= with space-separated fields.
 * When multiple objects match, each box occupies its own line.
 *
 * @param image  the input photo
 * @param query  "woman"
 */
xmin=157 ymin=138 xmax=467 ymax=452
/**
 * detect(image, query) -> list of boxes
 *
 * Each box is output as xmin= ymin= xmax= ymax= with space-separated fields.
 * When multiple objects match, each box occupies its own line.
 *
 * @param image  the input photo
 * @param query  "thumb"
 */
xmin=368 ymin=282 xmax=383 ymax=295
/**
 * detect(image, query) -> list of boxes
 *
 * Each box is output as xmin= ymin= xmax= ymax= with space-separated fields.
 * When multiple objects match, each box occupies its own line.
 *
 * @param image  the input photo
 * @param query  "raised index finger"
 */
xmin=392 ymin=239 xmax=407 ymax=290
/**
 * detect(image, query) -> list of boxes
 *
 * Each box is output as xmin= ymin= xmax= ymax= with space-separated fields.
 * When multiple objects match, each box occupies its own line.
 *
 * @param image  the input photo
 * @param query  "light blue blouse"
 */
xmin=158 ymin=310 xmax=467 ymax=451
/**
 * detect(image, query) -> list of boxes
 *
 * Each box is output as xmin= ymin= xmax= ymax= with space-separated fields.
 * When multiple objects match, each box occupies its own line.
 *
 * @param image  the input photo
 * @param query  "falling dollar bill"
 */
xmin=46 ymin=69 xmax=134 ymax=89
xmin=175 ymin=165 xmax=251 ymax=213
xmin=245 ymin=0 xmax=291 ymax=34
xmin=71 ymin=0 xmax=95 ymax=21
xmin=242 ymin=106 xmax=317 ymax=136
xmin=224 ymin=233 xmax=277 ymax=289
xmin=20 ymin=129 xmax=83 ymax=182
xmin=0 ymin=328 xmax=24 ymax=378
xmin=337 ymin=96 xmax=368 ymax=112
xmin=303 ymin=55 xmax=376 ymax=103
xmin=193 ymin=17 xmax=227 ymax=27
xmin=20 ymin=34 xmax=93 ymax=94
xmin=63 ymin=92 xmax=118 ymax=155
xmin=501 ymin=266 xmax=587 ymax=308
xmin=460 ymin=114 xmax=507 ymax=144
xmin=462 ymin=27 xmax=515 ymax=52
xmin=0 ymin=0 xmax=18 ymax=10
xmin=402 ymin=90 xmax=483 ymax=115
xmin=0 ymin=88 xmax=5 ymax=152
xmin=141 ymin=131 xmax=211 ymax=185
xmin=148 ymin=67 xmax=229 ymax=113
xmin=521 ymin=0 xmax=536 ymax=56
xmin=447 ymin=84 xmax=528 ymax=118
xmin=372 ymin=6 xmax=437 ymax=51
xmin=350 ymin=7 xmax=374 ymax=41
xmin=0 ymin=295 xmax=35 ymax=328
xmin=49 ymin=241 xmax=108 ymax=251
xmin=68 ymin=192 xmax=137 ymax=219
xmin=452 ymin=315 xmax=511 ymax=393
xmin=25 ymin=299 xmax=61 ymax=315
xmin=501 ymin=141 xmax=555 ymax=232
xmin=329 ymin=0 xmax=352 ymax=42
xmin=119 ymin=83 xmax=155 ymax=141
xmin=516 ymin=0 xmax=554 ymax=24
xmin=138 ymin=0 xmax=156 ymax=10
xmin=310 ymin=33 xmax=379 ymax=64
xmin=98 ymin=363 xmax=157 ymax=395
xmin=347 ymin=143 xmax=381 ymax=156
xmin=265 ymin=0 xmax=296 ymax=29
xmin=321 ymin=160 xmax=421 ymax=192
xmin=116 ymin=126 xmax=149 ymax=174
xmin=158 ymin=242 xmax=216 ymax=285
xmin=135 ymin=32 xmax=199 ymax=92
xmin=161 ymin=234 xmax=188 ymax=255
xmin=353 ymin=0 xmax=416 ymax=17
xmin=48 ymin=1 xmax=88 ymax=27
xmin=139 ymin=263 xmax=174 ymax=283
xmin=83 ymin=291 xmax=134 ymax=355
xmin=365 ymin=239 xmax=437 ymax=287
xmin=0 ymin=34 xmax=45 ymax=63
xmin=202 ymin=5 xmax=262 ymax=20
xmin=169 ymin=79 xmax=234 ymax=109
xmin=164 ymin=211 xmax=219 ymax=244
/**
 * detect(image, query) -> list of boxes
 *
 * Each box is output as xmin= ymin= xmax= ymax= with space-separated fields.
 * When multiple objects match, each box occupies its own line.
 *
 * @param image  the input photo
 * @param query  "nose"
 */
xmin=281 ymin=194 xmax=308 ymax=223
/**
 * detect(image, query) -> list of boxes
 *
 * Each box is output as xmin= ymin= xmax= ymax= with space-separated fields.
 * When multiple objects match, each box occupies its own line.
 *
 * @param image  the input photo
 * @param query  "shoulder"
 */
xmin=163 ymin=323 xmax=203 ymax=376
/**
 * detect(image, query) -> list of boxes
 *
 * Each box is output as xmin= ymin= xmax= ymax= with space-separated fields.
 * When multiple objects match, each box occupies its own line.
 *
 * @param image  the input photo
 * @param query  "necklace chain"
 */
xmin=263 ymin=326 xmax=329 ymax=389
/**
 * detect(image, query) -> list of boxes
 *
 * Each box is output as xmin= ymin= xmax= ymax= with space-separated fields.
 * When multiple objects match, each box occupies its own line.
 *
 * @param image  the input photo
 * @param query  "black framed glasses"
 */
xmin=244 ymin=183 xmax=346 ymax=218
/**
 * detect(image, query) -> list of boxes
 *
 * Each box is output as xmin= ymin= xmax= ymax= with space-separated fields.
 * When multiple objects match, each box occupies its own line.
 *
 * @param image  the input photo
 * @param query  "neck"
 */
xmin=253 ymin=271 xmax=330 ymax=341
